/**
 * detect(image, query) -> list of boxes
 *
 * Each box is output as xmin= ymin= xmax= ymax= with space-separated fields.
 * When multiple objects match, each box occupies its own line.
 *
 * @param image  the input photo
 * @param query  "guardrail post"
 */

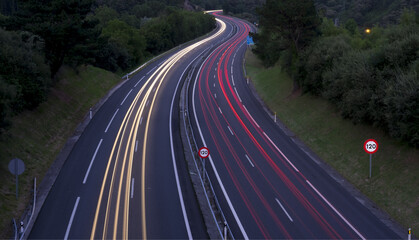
xmin=224 ymin=221 xmax=227 ymax=240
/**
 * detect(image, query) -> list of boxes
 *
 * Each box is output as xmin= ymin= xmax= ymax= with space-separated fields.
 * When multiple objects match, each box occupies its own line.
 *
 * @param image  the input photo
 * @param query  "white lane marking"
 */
xmin=227 ymin=126 xmax=234 ymax=136
xmin=134 ymin=76 xmax=145 ymax=87
xmin=131 ymin=178 xmax=135 ymax=199
xmin=64 ymin=197 xmax=80 ymax=240
xmin=105 ymin=109 xmax=119 ymax=133
xmin=231 ymin=66 xmax=233 ymax=73
xmin=232 ymin=74 xmax=235 ymax=86
xmin=140 ymin=117 xmax=143 ymax=125
xmin=306 ymin=180 xmax=366 ymax=240
xmin=214 ymin=93 xmax=217 ymax=99
xmin=262 ymin=132 xmax=300 ymax=173
xmin=135 ymin=140 xmax=138 ymax=152
xmin=214 ymin=74 xmax=216 ymax=79
xmin=169 ymin=50 xmax=208 ymax=240
xmin=213 ymin=83 xmax=216 ymax=87
xmin=146 ymin=65 xmax=157 ymax=75
xmin=243 ymin=105 xmax=260 ymax=128
xmin=192 ymin=43 xmax=249 ymax=240
xmin=83 ymin=139 xmax=103 ymax=184
xmin=218 ymin=107 xmax=223 ymax=114
xmin=120 ymin=89 xmax=133 ymax=105
xmin=215 ymin=67 xmax=217 ymax=71
xmin=275 ymin=198 xmax=293 ymax=222
xmin=146 ymin=100 xmax=150 ymax=107
xmin=245 ymin=154 xmax=255 ymax=167
xmin=234 ymin=87 xmax=242 ymax=102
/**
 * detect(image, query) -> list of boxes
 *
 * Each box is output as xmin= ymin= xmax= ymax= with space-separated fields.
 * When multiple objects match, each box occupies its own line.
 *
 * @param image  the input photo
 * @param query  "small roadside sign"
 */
xmin=364 ymin=139 xmax=378 ymax=178
xmin=199 ymin=147 xmax=210 ymax=158
xmin=364 ymin=139 xmax=378 ymax=154
xmin=8 ymin=158 xmax=25 ymax=199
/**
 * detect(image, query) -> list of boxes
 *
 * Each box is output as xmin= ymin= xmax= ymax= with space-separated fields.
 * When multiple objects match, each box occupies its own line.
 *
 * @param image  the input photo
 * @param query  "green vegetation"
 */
xmin=189 ymin=0 xmax=263 ymax=23
xmin=253 ymin=0 xmax=418 ymax=147
xmin=0 ymin=65 xmax=121 ymax=238
xmin=245 ymin=49 xmax=419 ymax=231
xmin=315 ymin=0 xmax=419 ymax=26
xmin=299 ymin=10 xmax=419 ymax=147
xmin=0 ymin=1 xmax=216 ymax=236
xmin=0 ymin=0 xmax=215 ymax=133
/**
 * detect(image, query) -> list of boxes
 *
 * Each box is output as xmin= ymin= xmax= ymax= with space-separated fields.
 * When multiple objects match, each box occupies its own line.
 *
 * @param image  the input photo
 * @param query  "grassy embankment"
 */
xmin=0 ymin=65 xmax=121 ymax=238
xmin=245 ymin=50 xmax=418 ymax=231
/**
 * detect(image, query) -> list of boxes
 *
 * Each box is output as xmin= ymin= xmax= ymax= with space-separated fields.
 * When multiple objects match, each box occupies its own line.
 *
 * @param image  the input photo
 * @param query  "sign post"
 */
xmin=198 ymin=147 xmax=210 ymax=182
xmin=8 ymin=158 xmax=25 ymax=199
xmin=363 ymin=139 xmax=378 ymax=178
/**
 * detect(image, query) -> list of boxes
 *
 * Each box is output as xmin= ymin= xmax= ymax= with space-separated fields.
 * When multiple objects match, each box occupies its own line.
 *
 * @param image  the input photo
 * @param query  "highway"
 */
xmin=188 ymin=13 xmax=401 ymax=239
xmin=28 ymin=11 xmax=401 ymax=240
xmin=29 ymin=14 xmax=229 ymax=239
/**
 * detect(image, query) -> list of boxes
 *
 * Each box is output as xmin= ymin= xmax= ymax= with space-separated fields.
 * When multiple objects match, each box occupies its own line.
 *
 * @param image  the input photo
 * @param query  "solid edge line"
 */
xmin=64 ymin=197 xmax=80 ymax=240
xmin=234 ymin=87 xmax=242 ymax=102
xmin=262 ymin=132 xmax=300 ymax=173
xmin=105 ymin=109 xmax=119 ymax=133
xmin=243 ymin=105 xmax=260 ymax=128
xmin=306 ymin=180 xmax=366 ymax=240
xmin=275 ymin=198 xmax=293 ymax=222
xmin=83 ymin=139 xmax=103 ymax=184
xmin=192 ymin=36 xmax=249 ymax=240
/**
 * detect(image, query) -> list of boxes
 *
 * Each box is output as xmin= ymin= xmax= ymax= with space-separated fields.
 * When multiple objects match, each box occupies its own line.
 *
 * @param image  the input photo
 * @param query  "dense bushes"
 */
xmin=299 ymin=10 xmax=419 ymax=146
xmin=0 ymin=0 xmax=216 ymax=133
xmin=254 ymin=0 xmax=418 ymax=146
xmin=141 ymin=10 xmax=215 ymax=55
xmin=0 ymin=29 xmax=50 ymax=130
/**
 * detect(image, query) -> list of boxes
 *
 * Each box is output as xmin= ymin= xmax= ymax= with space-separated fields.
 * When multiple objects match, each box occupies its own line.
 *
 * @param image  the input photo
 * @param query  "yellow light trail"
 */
xmin=90 ymin=18 xmax=226 ymax=240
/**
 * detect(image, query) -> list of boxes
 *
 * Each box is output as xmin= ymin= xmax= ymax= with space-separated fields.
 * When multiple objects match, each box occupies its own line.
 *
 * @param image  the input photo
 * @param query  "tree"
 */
xmin=257 ymin=0 xmax=320 ymax=56
xmin=6 ymin=0 xmax=98 ymax=78
xmin=254 ymin=0 xmax=320 ymax=90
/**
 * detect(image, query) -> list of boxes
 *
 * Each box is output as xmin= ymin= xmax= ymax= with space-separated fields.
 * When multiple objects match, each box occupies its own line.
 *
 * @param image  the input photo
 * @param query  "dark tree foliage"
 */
xmin=300 ymin=10 xmax=419 ymax=146
xmin=253 ymin=0 xmax=320 ymax=70
xmin=258 ymin=0 xmax=320 ymax=56
xmin=0 ymin=0 xmax=17 ymax=16
xmin=141 ymin=10 xmax=215 ymax=55
xmin=0 ymin=28 xmax=50 ymax=131
xmin=5 ymin=0 xmax=98 ymax=78
xmin=0 ymin=0 xmax=216 ymax=133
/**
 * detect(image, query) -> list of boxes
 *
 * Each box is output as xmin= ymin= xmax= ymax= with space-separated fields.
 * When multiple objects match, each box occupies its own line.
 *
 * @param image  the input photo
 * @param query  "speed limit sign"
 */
xmin=198 ymin=147 xmax=210 ymax=158
xmin=364 ymin=139 xmax=378 ymax=154
xmin=364 ymin=139 xmax=378 ymax=178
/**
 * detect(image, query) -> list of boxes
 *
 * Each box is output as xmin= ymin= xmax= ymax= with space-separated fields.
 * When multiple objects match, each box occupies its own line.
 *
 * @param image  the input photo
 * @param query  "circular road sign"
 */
xmin=8 ymin=158 xmax=25 ymax=175
xmin=364 ymin=139 xmax=378 ymax=154
xmin=198 ymin=147 xmax=210 ymax=158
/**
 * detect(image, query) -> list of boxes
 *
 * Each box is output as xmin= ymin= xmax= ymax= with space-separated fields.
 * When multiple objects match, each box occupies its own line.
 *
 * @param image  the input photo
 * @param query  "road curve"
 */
xmin=29 ymin=14 xmax=230 ymax=239
xmin=188 ymin=13 xmax=401 ymax=239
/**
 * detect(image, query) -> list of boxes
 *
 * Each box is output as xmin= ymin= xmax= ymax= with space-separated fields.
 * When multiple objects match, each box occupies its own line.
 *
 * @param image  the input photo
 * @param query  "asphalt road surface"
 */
xmin=188 ymin=13 xmax=401 ymax=239
xmin=29 ymin=13 xmax=230 ymax=240
xmin=29 ymin=12 xmax=401 ymax=240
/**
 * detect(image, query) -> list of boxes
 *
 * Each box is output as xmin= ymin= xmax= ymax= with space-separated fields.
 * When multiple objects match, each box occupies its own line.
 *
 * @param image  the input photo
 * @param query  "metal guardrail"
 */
xmin=182 ymin=62 xmax=235 ymax=239
xmin=12 ymin=177 xmax=36 ymax=240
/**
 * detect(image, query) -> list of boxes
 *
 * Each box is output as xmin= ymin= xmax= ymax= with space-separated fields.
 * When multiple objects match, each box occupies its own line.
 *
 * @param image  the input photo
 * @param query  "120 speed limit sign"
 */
xmin=198 ymin=147 xmax=210 ymax=158
xmin=364 ymin=139 xmax=378 ymax=154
